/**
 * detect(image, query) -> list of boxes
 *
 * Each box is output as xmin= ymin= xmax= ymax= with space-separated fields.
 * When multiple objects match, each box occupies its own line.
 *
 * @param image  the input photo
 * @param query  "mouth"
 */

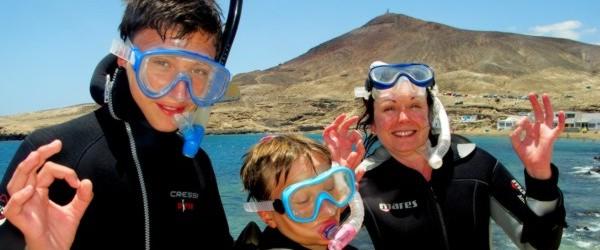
xmin=157 ymin=103 xmax=186 ymax=116
xmin=392 ymin=130 xmax=417 ymax=137
xmin=319 ymin=219 xmax=339 ymax=240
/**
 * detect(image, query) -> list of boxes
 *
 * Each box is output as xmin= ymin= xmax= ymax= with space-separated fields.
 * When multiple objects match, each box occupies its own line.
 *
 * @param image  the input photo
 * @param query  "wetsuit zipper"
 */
xmin=126 ymin=122 xmax=151 ymax=250
xmin=106 ymin=68 xmax=151 ymax=249
xmin=429 ymin=186 xmax=450 ymax=250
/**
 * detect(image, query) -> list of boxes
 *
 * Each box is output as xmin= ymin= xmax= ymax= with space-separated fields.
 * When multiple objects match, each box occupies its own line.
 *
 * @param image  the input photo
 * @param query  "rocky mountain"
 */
xmin=2 ymin=13 xmax=599 ymax=138
xmin=210 ymin=13 xmax=600 ymax=133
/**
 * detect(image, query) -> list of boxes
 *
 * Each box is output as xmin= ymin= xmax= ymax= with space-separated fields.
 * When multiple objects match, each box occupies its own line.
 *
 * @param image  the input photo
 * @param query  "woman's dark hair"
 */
xmin=119 ymin=0 xmax=223 ymax=51
xmin=357 ymin=79 xmax=436 ymax=153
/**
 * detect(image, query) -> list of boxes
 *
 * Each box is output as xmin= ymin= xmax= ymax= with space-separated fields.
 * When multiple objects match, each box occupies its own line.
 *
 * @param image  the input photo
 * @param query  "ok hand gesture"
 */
xmin=4 ymin=140 xmax=93 ymax=250
xmin=510 ymin=93 xmax=565 ymax=180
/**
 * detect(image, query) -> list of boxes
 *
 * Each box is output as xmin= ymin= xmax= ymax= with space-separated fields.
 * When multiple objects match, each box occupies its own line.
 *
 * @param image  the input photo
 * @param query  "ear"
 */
xmin=257 ymin=211 xmax=277 ymax=228
xmin=369 ymin=123 xmax=377 ymax=135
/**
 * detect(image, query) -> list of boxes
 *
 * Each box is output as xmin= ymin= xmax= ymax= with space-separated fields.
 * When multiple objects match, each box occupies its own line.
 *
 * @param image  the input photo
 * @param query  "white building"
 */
xmin=497 ymin=116 xmax=522 ymax=130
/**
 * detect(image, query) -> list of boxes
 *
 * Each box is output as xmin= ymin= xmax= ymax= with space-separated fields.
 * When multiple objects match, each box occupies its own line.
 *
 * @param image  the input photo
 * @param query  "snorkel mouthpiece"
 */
xmin=323 ymin=167 xmax=364 ymax=250
xmin=174 ymin=109 xmax=209 ymax=158
xmin=181 ymin=124 xmax=204 ymax=158
xmin=325 ymin=223 xmax=359 ymax=250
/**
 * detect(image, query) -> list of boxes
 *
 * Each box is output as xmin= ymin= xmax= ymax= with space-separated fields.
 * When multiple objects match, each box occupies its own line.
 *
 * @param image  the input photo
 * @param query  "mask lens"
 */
xmin=370 ymin=66 xmax=399 ymax=85
xmin=285 ymin=168 xmax=354 ymax=222
xmin=369 ymin=64 xmax=434 ymax=90
xmin=405 ymin=64 xmax=433 ymax=85
xmin=139 ymin=54 xmax=220 ymax=97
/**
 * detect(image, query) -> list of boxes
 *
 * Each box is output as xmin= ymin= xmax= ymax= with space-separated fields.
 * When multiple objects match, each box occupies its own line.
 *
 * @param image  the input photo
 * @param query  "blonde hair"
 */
xmin=240 ymin=134 xmax=331 ymax=201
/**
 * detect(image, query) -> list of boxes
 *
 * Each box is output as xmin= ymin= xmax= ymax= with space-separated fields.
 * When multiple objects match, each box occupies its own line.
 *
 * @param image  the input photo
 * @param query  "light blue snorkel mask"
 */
xmin=243 ymin=166 xmax=356 ymax=223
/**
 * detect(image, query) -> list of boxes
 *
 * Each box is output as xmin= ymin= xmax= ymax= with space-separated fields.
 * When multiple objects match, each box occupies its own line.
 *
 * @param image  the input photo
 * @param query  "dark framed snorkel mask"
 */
xmin=364 ymin=62 xmax=436 ymax=99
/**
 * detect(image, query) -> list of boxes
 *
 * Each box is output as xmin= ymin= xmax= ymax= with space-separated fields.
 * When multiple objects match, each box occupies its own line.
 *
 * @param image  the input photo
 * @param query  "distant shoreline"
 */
xmin=2 ymin=128 xmax=599 ymax=141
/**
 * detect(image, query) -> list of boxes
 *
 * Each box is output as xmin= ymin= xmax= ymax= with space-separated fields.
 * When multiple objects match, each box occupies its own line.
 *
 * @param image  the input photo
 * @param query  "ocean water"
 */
xmin=1 ymin=135 xmax=599 ymax=249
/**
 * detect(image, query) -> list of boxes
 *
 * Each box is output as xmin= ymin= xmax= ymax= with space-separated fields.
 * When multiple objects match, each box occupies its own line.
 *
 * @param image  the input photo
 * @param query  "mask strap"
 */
xmin=110 ymin=39 xmax=133 ymax=64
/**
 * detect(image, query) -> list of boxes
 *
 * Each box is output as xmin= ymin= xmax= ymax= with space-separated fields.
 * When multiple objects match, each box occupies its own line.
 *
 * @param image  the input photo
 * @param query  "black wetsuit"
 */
xmin=256 ymin=227 xmax=357 ymax=250
xmin=360 ymin=136 xmax=566 ymax=250
xmin=0 ymin=55 xmax=233 ymax=249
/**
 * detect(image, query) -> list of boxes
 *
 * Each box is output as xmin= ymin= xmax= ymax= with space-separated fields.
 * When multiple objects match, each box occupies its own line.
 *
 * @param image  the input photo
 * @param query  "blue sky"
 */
xmin=1 ymin=0 xmax=598 ymax=116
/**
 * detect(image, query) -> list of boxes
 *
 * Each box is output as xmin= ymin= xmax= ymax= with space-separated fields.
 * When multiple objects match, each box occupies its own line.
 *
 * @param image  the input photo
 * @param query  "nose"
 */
xmin=168 ymin=80 xmax=191 ymax=103
xmin=318 ymin=200 xmax=337 ymax=218
xmin=397 ymin=109 xmax=410 ymax=122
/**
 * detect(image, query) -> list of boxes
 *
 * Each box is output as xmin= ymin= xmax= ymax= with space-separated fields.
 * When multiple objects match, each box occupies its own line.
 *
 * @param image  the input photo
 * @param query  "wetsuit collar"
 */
xmin=90 ymin=53 xmax=147 ymax=124
xmin=359 ymin=135 xmax=476 ymax=173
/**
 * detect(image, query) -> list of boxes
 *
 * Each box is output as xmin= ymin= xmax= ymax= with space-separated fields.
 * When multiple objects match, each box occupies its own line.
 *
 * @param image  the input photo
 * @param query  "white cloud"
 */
xmin=530 ymin=20 xmax=583 ymax=40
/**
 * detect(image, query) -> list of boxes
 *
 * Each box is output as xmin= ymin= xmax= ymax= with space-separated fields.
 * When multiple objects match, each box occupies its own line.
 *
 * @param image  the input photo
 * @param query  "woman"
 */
xmin=324 ymin=61 xmax=567 ymax=249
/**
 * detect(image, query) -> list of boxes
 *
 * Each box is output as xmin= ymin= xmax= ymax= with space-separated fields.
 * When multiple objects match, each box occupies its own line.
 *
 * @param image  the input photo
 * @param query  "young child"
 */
xmin=241 ymin=134 xmax=359 ymax=250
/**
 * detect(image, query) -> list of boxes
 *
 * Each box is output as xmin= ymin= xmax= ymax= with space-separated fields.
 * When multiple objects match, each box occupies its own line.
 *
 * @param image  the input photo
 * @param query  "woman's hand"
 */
xmin=4 ymin=140 xmax=93 ymax=250
xmin=323 ymin=114 xmax=365 ymax=179
xmin=510 ymin=93 xmax=565 ymax=180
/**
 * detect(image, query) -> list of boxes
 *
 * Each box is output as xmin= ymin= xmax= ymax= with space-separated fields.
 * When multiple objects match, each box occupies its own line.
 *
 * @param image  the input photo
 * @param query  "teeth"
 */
xmin=161 ymin=105 xmax=179 ymax=111
xmin=393 ymin=130 xmax=415 ymax=137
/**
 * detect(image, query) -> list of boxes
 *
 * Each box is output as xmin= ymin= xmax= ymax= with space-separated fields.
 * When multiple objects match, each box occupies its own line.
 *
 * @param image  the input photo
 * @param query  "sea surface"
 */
xmin=1 ymin=135 xmax=599 ymax=249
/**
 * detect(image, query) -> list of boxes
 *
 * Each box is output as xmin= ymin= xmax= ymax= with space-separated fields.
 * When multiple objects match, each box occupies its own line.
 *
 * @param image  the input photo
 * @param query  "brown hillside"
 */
xmin=2 ymin=13 xmax=599 ymax=137
xmin=210 ymin=13 xmax=600 ymax=134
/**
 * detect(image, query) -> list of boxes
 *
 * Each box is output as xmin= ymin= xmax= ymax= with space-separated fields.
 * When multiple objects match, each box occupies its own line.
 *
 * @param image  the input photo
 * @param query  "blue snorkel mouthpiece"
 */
xmin=181 ymin=123 xmax=205 ymax=158
xmin=174 ymin=107 xmax=210 ymax=158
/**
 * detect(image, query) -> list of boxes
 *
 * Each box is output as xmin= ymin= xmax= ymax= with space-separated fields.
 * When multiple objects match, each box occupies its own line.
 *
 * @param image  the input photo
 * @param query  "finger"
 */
xmin=324 ymin=129 xmax=340 ymax=148
xmin=3 ymin=185 xmax=35 ymax=221
xmin=326 ymin=142 xmax=340 ymax=163
xmin=69 ymin=179 xmax=94 ymax=219
xmin=521 ymin=116 xmax=533 ymax=137
xmin=355 ymin=168 xmax=366 ymax=183
xmin=323 ymin=115 xmax=346 ymax=144
xmin=349 ymin=130 xmax=363 ymax=144
xmin=35 ymin=140 xmax=63 ymax=162
xmin=36 ymin=162 xmax=80 ymax=189
xmin=553 ymin=111 xmax=566 ymax=137
xmin=6 ymin=140 xmax=62 ymax=195
xmin=7 ymin=152 xmax=41 ymax=195
xmin=510 ymin=117 xmax=527 ymax=150
xmin=338 ymin=116 xmax=359 ymax=135
xmin=354 ymin=139 xmax=365 ymax=162
xmin=329 ymin=114 xmax=347 ymax=131
xmin=541 ymin=94 xmax=554 ymax=126
xmin=323 ymin=122 xmax=336 ymax=141
xmin=345 ymin=139 xmax=365 ymax=170
xmin=528 ymin=93 xmax=544 ymax=124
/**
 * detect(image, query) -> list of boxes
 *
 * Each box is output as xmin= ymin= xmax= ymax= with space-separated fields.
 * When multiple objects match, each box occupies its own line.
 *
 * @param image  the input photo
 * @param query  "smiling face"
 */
xmin=261 ymin=154 xmax=340 ymax=250
xmin=118 ymin=28 xmax=217 ymax=132
xmin=371 ymin=91 xmax=431 ymax=157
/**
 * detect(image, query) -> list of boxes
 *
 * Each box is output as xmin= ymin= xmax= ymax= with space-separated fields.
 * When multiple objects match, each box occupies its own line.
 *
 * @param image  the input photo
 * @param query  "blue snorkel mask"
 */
xmin=366 ymin=62 xmax=435 ymax=100
xmin=243 ymin=166 xmax=356 ymax=223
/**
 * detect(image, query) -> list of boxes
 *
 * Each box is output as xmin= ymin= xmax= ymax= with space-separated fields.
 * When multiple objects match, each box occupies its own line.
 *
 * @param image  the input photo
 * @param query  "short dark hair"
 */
xmin=119 ymin=0 xmax=223 ymax=51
